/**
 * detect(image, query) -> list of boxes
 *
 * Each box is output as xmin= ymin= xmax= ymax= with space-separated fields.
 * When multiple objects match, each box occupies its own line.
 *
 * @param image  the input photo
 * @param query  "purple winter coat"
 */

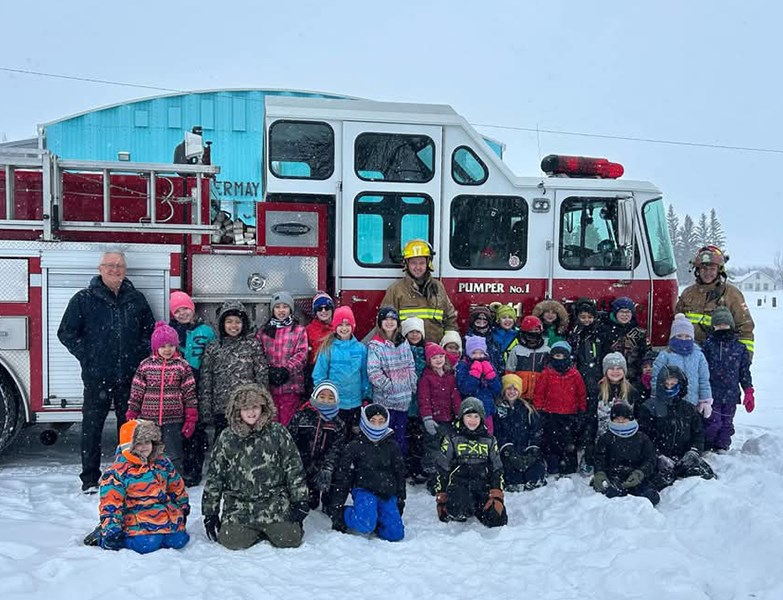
xmin=702 ymin=330 xmax=752 ymax=406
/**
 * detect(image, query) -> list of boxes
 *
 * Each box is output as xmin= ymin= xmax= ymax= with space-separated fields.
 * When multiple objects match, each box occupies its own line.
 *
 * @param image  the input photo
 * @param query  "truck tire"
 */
xmin=0 ymin=368 xmax=24 ymax=454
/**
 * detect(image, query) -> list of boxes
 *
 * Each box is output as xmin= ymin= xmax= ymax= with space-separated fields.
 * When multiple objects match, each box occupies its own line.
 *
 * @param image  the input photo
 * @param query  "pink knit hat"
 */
xmin=425 ymin=342 xmax=446 ymax=363
xmin=332 ymin=306 xmax=356 ymax=331
xmin=151 ymin=321 xmax=179 ymax=353
xmin=169 ymin=291 xmax=195 ymax=316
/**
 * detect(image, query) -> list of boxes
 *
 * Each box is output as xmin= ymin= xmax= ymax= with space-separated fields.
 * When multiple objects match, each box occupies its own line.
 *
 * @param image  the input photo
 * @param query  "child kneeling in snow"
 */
xmin=328 ymin=404 xmax=406 ymax=541
xmin=639 ymin=365 xmax=716 ymax=489
xmin=95 ymin=419 xmax=190 ymax=554
xmin=201 ymin=384 xmax=310 ymax=550
xmin=434 ymin=397 xmax=508 ymax=527
xmin=495 ymin=374 xmax=546 ymax=491
xmin=591 ymin=402 xmax=660 ymax=506
xmin=287 ymin=381 xmax=348 ymax=512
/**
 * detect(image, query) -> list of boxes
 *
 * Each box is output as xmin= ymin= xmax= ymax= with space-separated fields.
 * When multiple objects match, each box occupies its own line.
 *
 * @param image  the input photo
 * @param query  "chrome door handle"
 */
xmin=351 ymin=296 xmax=368 ymax=303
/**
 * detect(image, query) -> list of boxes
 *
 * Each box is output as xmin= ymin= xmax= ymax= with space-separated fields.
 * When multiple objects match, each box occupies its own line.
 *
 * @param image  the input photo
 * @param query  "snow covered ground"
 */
xmin=2 ymin=312 xmax=782 ymax=600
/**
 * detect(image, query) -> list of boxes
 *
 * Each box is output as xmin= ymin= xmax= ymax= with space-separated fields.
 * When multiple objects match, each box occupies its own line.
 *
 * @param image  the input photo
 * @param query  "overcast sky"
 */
xmin=1 ymin=0 xmax=780 ymax=267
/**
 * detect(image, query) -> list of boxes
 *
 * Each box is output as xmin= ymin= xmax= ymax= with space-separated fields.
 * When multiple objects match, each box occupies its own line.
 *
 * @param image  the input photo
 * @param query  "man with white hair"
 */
xmin=58 ymin=250 xmax=155 ymax=493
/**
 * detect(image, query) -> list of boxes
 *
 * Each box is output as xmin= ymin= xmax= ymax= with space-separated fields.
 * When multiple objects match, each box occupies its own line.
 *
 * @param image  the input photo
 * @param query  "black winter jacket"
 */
xmin=600 ymin=318 xmax=650 ymax=385
xmin=593 ymin=428 xmax=657 ymax=481
xmin=435 ymin=420 xmax=504 ymax=494
xmin=57 ymin=276 xmax=154 ymax=384
xmin=494 ymin=400 xmax=543 ymax=454
xmin=638 ymin=368 xmax=705 ymax=458
xmin=287 ymin=404 xmax=347 ymax=476
xmin=330 ymin=432 xmax=406 ymax=508
xmin=568 ymin=321 xmax=607 ymax=398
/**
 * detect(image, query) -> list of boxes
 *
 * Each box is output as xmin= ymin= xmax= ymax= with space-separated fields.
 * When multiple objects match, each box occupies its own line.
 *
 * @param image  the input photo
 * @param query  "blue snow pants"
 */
xmin=343 ymin=488 xmax=404 ymax=542
xmin=125 ymin=531 xmax=190 ymax=554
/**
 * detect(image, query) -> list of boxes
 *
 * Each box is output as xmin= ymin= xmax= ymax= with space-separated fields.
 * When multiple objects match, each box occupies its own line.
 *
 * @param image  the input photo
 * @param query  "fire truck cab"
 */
xmin=0 ymin=95 xmax=678 ymax=453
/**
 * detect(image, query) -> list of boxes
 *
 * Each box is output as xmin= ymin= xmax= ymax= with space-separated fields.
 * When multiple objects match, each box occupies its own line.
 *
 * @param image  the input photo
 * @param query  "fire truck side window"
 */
xmin=354 ymin=193 xmax=433 ymax=267
xmin=269 ymin=120 xmax=335 ymax=180
xmin=642 ymin=197 xmax=677 ymax=276
xmin=451 ymin=146 xmax=488 ymax=185
xmin=559 ymin=197 xmax=640 ymax=270
xmin=355 ymin=133 xmax=435 ymax=183
xmin=449 ymin=196 xmax=527 ymax=270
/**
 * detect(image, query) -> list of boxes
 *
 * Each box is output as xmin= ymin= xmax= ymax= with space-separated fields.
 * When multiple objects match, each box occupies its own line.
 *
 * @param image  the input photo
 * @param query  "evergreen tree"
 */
xmin=709 ymin=208 xmax=727 ymax=249
xmin=666 ymin=204 xmax=679 ymax=245
xmin=677 ymin=215 xmax=698 ymax=283
xmin=695 ymin=212 xmax=710 ymax=247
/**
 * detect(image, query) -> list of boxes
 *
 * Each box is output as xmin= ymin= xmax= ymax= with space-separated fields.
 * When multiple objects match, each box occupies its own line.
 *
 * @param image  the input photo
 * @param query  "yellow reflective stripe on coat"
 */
xmin=400 ymin=308 xmax=444 ymax=321
xmin=740 ymin=339 xmax=754 ymax=352
xmin=684 ymin=312 xmax=711 ymax=327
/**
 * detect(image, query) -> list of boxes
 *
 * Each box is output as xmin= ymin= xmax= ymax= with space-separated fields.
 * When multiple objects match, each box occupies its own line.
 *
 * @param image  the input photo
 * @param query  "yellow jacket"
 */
xmin=381 ymin=273 xmax=458 ymax=343
xmin=675 ymin=280 xmax=754 ymax=358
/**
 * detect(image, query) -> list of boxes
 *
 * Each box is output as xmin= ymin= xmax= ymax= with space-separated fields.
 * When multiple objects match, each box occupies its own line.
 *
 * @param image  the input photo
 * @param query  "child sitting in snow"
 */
xmin=202 ymin=384 xmax=309 ymax=550
xmin=94 ymin=419 xmax=190 ymax=554
xmin=701 ymin=307 xmax=754 ymax=451
xmin=638 ymin=365 xmax=715 ymax=489
xmin=495 ymin=374 xmax=546 ymax=491
xmin=126 ymin=321 xmax=198 ymax=477
xmin=328 ymin=404 xmax=406 ymax=542
xmin=591 ymin=402 xmax=659 ymax=506
xmin=287 ymin=381 xmax=348 ymax=512
xmin=434 ymin=397 xmax=507 ymax=527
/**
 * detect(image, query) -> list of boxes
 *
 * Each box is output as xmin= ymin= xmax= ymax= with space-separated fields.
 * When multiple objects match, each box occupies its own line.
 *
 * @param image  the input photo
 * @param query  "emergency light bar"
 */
xmin=540 ymin=154 xmax=624 ymax=179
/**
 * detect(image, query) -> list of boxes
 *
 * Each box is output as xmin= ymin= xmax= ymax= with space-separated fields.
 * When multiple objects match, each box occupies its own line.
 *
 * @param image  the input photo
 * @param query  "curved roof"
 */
xmin=39 ymin=87 xmax=365 ymax=128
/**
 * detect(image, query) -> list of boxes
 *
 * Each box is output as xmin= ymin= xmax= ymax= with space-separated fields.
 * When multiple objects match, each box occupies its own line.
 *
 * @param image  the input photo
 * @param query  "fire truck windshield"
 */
xmin=642 ymin=197 xmax=677 ymax=276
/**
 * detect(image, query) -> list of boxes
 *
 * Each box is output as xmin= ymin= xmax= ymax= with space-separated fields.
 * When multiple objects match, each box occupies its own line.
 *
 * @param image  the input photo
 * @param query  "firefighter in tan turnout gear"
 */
xmin=381 ymin=239 xmax=458 ymax=343
xmin=675 ymin=245 xmax=755 ymax=359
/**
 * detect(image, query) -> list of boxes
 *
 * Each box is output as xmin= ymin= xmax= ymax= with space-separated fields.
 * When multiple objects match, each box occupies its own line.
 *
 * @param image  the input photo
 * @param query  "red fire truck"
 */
xmin=0 ymin=96 xmax=677 ymax=452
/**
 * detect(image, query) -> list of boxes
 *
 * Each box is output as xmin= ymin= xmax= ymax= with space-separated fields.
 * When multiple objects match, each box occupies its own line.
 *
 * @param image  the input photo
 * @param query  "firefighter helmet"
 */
xmin=693 ymin=245 xmax=726 ymax=267
xmin=402 ymin=239 xmax=435 ymax=271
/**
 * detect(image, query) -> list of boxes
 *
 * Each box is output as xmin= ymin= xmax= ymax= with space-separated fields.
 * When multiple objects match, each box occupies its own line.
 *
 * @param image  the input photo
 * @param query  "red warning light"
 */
xmin=540 ymin=154 xmax=624 ymax=179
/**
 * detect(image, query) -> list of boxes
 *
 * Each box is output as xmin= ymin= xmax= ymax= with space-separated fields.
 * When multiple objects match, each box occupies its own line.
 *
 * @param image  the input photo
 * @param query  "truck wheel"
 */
xmin=0 ymin=368 xmax=24 ymax=454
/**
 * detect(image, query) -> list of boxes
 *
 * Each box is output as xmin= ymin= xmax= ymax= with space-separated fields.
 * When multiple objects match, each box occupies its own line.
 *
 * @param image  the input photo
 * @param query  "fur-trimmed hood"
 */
xmin=532 ymin=300 xmax=570 ymax=335
xmin=117 ymin=419 xmax=163 ymax=465
xmin=226 ymin=383 xmax=277 ymax=437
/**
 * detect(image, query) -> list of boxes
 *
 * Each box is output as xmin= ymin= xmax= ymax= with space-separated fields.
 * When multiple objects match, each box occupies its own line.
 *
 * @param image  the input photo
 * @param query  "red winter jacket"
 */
xmin=533 ymin=366 xmax=587 ymax=415
xmin=418 ymin=366 xmax=462 ymax=424
xmin=306 ymin=320 xmax=333 ymax=365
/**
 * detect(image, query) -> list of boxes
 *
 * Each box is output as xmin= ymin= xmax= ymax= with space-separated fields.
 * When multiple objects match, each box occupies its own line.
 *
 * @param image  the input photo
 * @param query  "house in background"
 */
xmin=732 ymin=270 xmax=778 ymax=293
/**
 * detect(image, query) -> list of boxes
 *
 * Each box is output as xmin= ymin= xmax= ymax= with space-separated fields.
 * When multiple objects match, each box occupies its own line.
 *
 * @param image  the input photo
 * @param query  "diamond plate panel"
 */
xmin=192 ymin=254 xmax=319 ymax=298
xmin=0 ymin=259 xmax=29 ymax=302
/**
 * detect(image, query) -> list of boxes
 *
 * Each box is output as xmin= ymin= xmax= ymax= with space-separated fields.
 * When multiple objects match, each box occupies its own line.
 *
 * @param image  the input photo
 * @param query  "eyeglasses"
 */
xmin=100 ymin=263 xmax=126 ymax=270
xmin=316 ymin=306 xmax=333 ymax=312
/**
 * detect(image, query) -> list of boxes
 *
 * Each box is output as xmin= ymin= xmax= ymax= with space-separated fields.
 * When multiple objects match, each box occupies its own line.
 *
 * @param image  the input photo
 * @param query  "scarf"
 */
xmin=313 ymin=402 xmax=339 ymax=421
xmin=608 ymin=419 xmax=639 ymax=438
xmin=263 ymin=315 xmax=295 ymax=338
xmin=669 ymin=338 xmax=694 ymax=356
xmin=550 ymin=356 xmax=572 ymax=373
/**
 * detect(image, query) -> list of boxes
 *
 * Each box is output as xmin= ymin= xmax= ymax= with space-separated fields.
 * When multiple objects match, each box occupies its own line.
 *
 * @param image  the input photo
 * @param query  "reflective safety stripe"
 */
xmin=400 ymin=308 xmax=444 ymax=321
xmin=684 ymin=312 xmax=711 ymax=326
xmin=740 ymin=339 xmax=755 ymax=352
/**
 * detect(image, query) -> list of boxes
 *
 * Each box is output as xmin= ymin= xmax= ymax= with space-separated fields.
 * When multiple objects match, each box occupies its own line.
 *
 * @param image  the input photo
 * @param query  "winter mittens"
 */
xmin=696 ymin=398 xmax=714 ymax=419
xmin=591 ymin=471 xmax=609 ymax=492
xmin=483 ymin=488 xmax=504 ymax=516
xmin=743 ymin=387 xmax=755 ymax=413
xmin=482 ymin=360 xmax=497 ymax=379
xmin=622 ymin=469 xmax=645 ymax=489
xmin=314 ymin=468 xmax=333 ymax=492
xmin=422 ymin=417 xmax=438 ymax=436
xmin=436 ymin=493 xmax=448 ymax=522
xmin=204 ymin=514 xmax=221 ymax=542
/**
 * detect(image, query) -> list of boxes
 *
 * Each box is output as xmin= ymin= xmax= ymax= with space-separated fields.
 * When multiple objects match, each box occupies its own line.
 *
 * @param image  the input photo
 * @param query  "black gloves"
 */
xmin=290 ymin=501 xmax=309 ymax=525
xmin=268 ymin=367 xmax=291 ymax=386
xmin=204 ymin=514 xmax=221 ymax=542
xmin=313 ymin=468 xmax=333 ymax=492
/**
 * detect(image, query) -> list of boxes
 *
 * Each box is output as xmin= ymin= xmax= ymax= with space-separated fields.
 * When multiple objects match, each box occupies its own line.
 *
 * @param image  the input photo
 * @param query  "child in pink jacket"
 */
xmin=127 ymin=321 xmax=197 ymax=476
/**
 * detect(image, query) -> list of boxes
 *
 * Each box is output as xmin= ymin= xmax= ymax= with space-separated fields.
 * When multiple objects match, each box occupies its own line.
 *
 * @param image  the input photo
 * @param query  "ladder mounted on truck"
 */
xmin=0 ymin=149 xmax=220 ymax=240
